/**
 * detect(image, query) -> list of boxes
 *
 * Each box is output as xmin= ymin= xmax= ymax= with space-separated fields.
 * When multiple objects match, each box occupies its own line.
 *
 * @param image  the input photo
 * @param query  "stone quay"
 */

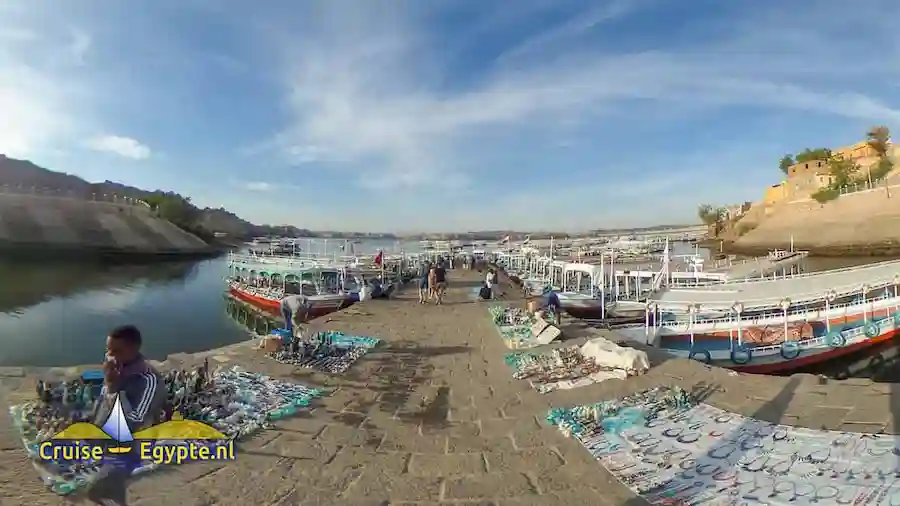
xmin=0 ymin=268 xmax=897 ymax=505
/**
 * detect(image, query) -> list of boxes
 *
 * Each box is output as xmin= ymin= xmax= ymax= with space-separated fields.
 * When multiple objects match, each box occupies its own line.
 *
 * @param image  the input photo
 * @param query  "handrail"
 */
xmin=655 ymin=295 xmax=897 ymax=330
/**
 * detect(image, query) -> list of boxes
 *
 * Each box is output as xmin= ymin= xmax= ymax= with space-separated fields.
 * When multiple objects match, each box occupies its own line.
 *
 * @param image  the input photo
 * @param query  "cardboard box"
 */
xmin=262 ymin=335 xmax=283 ymax=353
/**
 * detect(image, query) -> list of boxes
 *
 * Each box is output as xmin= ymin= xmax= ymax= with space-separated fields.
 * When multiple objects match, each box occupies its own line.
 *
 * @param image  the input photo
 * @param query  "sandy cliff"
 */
xmin=732 ymin=184 xmax=900 ymax=255
xmin=0 ymin=193 xmax=212 ymax=258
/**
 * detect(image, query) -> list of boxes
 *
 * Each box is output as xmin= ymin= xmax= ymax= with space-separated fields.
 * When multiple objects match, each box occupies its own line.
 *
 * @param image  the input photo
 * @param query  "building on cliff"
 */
xmin=762 ymin=140 xmax=895 ymax=205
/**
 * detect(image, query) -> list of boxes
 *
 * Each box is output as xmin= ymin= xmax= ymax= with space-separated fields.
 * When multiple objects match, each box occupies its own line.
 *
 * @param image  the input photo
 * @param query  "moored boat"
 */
xmin=227 ymin=280 xmax=348 ymax=317
xmin=616 ymin=258 xmax=900 ymax=373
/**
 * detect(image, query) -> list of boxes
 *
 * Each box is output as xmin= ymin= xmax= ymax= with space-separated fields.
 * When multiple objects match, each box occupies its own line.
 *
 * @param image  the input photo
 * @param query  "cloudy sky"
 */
xmin=2 ymin=0 xmax=899 ymax=233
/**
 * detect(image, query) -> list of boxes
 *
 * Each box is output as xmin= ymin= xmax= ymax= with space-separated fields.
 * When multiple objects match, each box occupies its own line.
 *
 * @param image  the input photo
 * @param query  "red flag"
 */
xmin=374 ymin=251 xmax=383 ymax=266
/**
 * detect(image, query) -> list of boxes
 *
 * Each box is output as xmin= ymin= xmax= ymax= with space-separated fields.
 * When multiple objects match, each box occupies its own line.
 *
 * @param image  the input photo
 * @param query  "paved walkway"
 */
xmin=1 ymin=268 xmax=898 ymax=505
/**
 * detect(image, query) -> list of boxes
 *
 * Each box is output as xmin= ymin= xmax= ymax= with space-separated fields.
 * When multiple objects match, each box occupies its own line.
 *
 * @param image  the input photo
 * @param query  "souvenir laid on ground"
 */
xmin=10 ymin=365 xmax=321 ymax=496
xmin=504 ymin=337 xmax=648 ymax=393
xmin=267 ymin=330 xmax=381 ymax=374
xmin=488 ymin=305 xmax=534 ymax=326
xmin=488 ymin=305 xmax=547 ymax=349
xmin=546 ymin=385 xmax=900 ymax=506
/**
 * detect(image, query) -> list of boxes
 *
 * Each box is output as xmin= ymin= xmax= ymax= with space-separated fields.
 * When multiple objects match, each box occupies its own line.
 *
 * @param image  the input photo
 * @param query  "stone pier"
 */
xmin=0 ymin=269 xmax=897 ymax=505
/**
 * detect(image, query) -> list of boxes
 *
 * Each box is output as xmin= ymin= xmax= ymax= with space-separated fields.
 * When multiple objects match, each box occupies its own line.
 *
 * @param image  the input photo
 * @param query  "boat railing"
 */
xmin=655 ymin=294 xmax=898 ymax=331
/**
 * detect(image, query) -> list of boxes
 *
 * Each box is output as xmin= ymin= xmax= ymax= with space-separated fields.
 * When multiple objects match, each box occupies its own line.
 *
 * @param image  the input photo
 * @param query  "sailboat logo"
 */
xmin=99 ymin=394 xmax=133 ymax=454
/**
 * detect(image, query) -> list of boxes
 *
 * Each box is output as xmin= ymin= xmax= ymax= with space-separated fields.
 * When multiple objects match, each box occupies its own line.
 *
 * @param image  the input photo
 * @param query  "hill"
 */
xmin=729 ymin=179 xmax=900 ymax=255
xmin=0 ymin=155 xmax=328 ymax=241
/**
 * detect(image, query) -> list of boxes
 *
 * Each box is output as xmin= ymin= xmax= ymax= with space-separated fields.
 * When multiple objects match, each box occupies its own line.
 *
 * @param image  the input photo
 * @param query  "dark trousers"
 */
xmin=87 ymin=466 xmax=130 ymax=505
xmin=282 ymin=307 xmax=293 ymax=332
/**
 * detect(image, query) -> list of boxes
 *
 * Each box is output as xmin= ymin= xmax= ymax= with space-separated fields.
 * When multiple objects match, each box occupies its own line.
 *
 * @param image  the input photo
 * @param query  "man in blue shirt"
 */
xmin=545 ymin=289 xmax=562 ymax=325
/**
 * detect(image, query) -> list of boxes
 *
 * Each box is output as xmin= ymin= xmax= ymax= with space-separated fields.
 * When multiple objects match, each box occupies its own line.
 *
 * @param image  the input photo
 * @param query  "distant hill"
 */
xmin=0 ymin=155 xmax=393 ymax=241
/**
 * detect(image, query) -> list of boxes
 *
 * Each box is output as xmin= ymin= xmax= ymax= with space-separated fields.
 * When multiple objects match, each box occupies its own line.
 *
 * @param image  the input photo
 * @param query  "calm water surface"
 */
xmin=0 ymin=239 xmax=420 ymax=367
xmin=0 ymin=243 xmax=893 ymax=368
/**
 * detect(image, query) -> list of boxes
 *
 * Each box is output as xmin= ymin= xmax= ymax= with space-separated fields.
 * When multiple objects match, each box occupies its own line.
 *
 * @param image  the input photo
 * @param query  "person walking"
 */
xmin=433 ymin=262 xmax=447 ymax=305
xmin=418 ymin=269 xmax=429 ymax=304
xmin=427 ymin=265 xmax=437 ymax=302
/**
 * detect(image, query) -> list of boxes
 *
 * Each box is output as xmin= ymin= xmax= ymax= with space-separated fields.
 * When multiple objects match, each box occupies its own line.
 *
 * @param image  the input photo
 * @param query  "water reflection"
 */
xmin=0 ymin=261 xmax=199 ymax=314
xmin=0 ymin=258 xmax=248 ymax=367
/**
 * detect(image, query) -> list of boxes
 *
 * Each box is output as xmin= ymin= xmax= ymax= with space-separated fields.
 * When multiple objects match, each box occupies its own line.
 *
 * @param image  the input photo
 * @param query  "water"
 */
xmin=0 ymin=239 xmax=420 ymax=367
xmin=0 ymin=240 xmax=893 ymax=368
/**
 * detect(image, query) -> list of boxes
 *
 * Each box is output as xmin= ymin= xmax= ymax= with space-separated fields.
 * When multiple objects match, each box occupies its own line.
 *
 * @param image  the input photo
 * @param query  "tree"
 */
xmin=779 ymin=154 xmax=794 ymax=174
xmin=795 ymin=148 xmax=832 ymax=163
xmin=867 ymin=125 xmax=893 ymax=196
xmin=826 ymin=154 xmax=860 ymax=189
xmin=697 ymin=204 xmax=726 ymax=236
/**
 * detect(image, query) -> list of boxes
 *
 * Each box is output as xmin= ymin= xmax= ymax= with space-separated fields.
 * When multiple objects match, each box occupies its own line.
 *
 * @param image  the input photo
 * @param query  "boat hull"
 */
xmin=617 ymin=311 xmax=900 ymax=375
xmin=727 ymin=329 xmax=898 ymax=374
xmin=228 ymin=286 xmax=350 ymax=320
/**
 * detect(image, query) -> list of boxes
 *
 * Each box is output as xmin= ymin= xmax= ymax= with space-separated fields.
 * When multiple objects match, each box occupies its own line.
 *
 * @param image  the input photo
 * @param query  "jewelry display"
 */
xmin=11 ymin=365 xmax=321 ymax=496
xmin=266 ymin=330 xmax=380 ymax=374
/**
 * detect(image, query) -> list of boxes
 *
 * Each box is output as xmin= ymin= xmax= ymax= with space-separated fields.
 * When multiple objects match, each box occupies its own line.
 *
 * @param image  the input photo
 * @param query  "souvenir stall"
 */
xmin=267 ymin=330 xmax=381 ymax=374
xmin=503 ymin=337 xmax=649 ymax=393
xmin=11 ymin=364 xmax=322 ymax=495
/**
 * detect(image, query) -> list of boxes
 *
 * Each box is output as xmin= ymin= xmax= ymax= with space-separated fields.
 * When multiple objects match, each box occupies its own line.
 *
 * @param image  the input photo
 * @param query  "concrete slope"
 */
xmin=0 ymin=194 xmax=208 ymax=252
xmin=735 ymin=186 xmax=900 ymax=248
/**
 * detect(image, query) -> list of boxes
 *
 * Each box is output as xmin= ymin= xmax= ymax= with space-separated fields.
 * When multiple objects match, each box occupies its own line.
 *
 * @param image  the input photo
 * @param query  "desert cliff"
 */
xmin=730 ymin=181 xmax=900 ymax=255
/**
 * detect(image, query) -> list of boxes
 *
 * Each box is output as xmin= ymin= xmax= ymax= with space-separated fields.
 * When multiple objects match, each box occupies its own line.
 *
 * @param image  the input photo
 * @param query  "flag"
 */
xmin=374 ymin=251 xmax=383 ymax=266
xmin=500 ymin=235 xmax=510 ymax=244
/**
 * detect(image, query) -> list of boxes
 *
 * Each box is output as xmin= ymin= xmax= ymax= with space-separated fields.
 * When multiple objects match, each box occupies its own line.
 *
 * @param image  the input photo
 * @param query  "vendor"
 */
xmin=544 ymin=288 xmax=562 ymax=325
xmin=280 ymin=294 xmax=311 ymax=335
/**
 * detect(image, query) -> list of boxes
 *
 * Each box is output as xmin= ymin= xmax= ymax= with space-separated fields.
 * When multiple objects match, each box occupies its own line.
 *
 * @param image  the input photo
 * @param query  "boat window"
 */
xmin=300 ymin=283 xmax=318 ymax=297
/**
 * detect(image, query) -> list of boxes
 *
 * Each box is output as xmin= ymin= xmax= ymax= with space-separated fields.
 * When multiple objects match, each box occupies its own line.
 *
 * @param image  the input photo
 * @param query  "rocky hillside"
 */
xmin=732 ymin=182 xmax=900 ymax=255
xmin=0 ymin=155 xmax=315 ymax=240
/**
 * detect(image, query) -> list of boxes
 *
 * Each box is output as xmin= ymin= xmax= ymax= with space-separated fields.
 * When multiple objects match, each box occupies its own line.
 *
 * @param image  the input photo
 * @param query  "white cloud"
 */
xmin=496 ymin=0 xmax=649 ymax=63
xmin=86 ymin=135 xmax=151 ymax=160
xmin=253 ymin=0 xmax=900 ymax=199
xmin=243 ymin=181 xmax=273 ymax=192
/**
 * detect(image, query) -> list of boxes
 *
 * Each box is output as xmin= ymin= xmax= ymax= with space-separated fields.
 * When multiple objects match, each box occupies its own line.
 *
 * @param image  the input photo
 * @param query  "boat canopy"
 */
xmin=650 ymin=258 xmax=900 ymax=311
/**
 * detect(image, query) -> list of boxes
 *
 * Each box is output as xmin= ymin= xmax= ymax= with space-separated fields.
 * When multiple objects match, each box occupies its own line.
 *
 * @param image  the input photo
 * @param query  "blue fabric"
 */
xmin=420 ymin=276 xmax=429 ymax=288
xmin=548 ymin=292 xmax=560 ymax=308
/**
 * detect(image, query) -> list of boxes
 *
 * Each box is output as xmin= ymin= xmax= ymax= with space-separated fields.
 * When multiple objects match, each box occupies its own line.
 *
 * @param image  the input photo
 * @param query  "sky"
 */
xmin=2 ymin=0 xmax=900 ymax=233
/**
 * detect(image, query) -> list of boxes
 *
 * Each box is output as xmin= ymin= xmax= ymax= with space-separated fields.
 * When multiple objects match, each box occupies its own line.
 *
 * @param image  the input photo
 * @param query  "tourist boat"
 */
xmin=226 ymin=256 xmax=357 ymax=316
xmin=615 ymin=258 xmax=900 ymax=373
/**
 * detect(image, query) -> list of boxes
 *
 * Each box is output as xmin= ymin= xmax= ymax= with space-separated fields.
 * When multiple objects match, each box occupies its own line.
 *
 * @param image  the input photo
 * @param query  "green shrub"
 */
xmin=811 ymin=188 xmax=840 ymax=203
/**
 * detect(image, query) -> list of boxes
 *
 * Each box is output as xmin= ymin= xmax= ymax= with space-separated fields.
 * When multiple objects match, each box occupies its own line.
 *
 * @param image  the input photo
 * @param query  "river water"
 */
xmin=0 ymin=239 xmax=418 ymax=367
xmin=0 ymin=242 xmax=892 ymax=368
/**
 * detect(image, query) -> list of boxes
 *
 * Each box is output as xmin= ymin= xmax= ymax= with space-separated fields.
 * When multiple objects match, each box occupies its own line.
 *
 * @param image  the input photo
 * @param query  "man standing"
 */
xmin=281 ymin=294 xmax=311 ymax=335
xmin=89 ymin=325 xmax=166 ymax=506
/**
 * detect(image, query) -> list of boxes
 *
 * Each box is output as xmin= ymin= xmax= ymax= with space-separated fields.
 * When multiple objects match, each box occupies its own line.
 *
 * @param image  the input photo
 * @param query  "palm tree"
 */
xmin=697 ymin=204 xmax=726 ymax=236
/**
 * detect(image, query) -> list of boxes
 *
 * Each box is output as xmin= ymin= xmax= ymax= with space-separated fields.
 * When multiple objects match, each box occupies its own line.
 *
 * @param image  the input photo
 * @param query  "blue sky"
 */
xmin=2 ymin=0 xmax=899 ymax=233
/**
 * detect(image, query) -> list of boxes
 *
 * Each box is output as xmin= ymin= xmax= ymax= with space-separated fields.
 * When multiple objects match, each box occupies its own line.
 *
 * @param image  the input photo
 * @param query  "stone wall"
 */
xmin=0 ymin=193 xmax=210 ymax=255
